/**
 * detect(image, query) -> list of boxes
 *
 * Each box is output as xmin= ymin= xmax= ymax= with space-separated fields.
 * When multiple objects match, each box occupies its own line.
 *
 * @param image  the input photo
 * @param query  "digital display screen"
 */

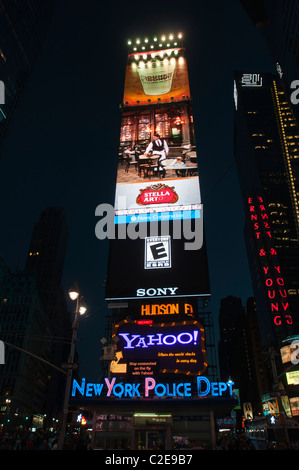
xmin=105 ymin=225 xmax=210 ymax=300
xmin=105 ymin=39 xmax=210 ymax=312
xmin=123 ymin=48 xmax=190 ymax=106
xmin=117 ymin=46 xmax=199 ymax=222
xmin=110 ymin=319 xmax=207 ymax=377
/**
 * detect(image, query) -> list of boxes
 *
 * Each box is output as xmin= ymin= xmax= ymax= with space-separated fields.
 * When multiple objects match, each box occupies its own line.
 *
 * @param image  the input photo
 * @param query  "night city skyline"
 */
xmin=0 ymin=0 xmax=277 ymax=382
xmin=2 ymin=0 xmax=299 ymax=454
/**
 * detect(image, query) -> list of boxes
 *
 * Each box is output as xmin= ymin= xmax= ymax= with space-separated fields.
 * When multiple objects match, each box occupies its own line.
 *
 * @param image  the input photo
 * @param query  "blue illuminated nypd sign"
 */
xmin=71 ymin=377 xmax=235 ymax=400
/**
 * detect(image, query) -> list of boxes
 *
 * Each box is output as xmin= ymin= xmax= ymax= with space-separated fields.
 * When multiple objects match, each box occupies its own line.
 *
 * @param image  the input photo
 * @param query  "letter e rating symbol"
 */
xmin=145 ymin=236 xmax=171 ymax=269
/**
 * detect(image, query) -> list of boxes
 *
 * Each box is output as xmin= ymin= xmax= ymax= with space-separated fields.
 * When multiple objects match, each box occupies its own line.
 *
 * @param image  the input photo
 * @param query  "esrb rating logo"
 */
xmin=145 ymin=236 xmax=171 ymax=269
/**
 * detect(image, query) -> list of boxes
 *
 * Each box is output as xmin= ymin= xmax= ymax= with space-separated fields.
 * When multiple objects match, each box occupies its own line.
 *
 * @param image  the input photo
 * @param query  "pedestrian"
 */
xmin=51 ymin=439 xmax=58 ymax=450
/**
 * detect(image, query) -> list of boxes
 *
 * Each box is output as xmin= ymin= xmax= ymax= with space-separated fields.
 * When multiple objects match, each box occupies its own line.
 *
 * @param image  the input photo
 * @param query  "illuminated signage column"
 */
xmin=110 ymin=319 xmax=207 ymax=377
xmin=105 ymin=33 xmax=210 ymax=303
xmin=104 ymin=33 xmax=211 ymax=382
xmin=247 ymin=195 xmax=293 ymax=332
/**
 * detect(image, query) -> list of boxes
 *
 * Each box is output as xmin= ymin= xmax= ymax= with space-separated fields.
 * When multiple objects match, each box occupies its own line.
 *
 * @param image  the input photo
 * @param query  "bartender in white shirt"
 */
xmin=145 ymin=133 xmax=169 ymax=161
xmin=144 ymin=134 xmax=169 ymax=177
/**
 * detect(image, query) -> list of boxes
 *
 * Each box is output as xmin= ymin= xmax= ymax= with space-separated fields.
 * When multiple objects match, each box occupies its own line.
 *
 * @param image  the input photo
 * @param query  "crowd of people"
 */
xmin=1 ymin=427 xmax=298 ymax=451
xmin=215 ymin=434 xmax=257 ymax=450
xmin=0 ymin=429 xmax=91 ymax=450
xmin=215 ymin=433 xmax=299 ymax=450
xmin=0 ymin=429 xmax=58 ymax=450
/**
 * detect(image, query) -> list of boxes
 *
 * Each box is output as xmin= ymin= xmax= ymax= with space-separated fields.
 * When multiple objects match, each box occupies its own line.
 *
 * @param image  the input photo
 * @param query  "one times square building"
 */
xmin=70 ymin=34 xmax=236 ymax=451
xmin=234 ymin=71 xmax=299 ymax=423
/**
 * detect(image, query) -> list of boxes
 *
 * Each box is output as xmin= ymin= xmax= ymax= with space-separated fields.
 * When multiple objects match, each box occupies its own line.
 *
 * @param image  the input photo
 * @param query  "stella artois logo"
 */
xmin=136 ymin=184 xmax=179 ymax=205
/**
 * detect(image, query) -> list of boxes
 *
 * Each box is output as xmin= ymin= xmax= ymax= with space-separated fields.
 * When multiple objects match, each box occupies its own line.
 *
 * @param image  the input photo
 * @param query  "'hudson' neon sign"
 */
xmin=71 ymin=377 xmax=235 ymax=399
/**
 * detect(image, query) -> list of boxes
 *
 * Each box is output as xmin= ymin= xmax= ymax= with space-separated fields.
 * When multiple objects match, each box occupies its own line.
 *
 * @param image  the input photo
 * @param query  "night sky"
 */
xmin=0 ymin=0 xmax=275 ymax=379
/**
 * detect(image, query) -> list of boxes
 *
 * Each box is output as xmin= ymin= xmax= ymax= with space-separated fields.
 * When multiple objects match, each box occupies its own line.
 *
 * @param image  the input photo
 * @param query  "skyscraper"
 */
xmin=74 ymin=33 xmax=236 ymax=451
xmin=0 ymin=208 xmax=70 ymax=429
xmin=234 ymin=71 xmax=299 ymax=419
xmin=218 ymin=296 xmax=266 ymax=416
xmin=241 ymin=0 xmax=299 ymax=91
xmin=0 ymin=268 xmax=52 ymax=430
xmin=234 ymin=71 xmax=299 ymax=344
xmin=25 ymin=207 xmax=68 ymax=294
xmin=24 ymin=207 xmax=70 ymax=423
xmin=0 ymin=0 xmax=58 ymax=155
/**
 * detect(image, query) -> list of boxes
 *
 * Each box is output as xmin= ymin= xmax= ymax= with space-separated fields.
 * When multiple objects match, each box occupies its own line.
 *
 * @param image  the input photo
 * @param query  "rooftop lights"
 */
xmin=127 ymin=33 xmax=183 ymax=51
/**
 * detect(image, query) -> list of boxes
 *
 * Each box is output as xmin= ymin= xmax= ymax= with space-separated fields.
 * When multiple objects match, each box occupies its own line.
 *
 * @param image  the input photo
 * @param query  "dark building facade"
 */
xmin=241 ymin=0 xmax=299 ymax=88
xmin=218 ymin=296 xmax=267 ymax=416
xmin=234 ymin=71 xmax=299 ymax=421
xmin=241 ymin=1 xmax=299 ymax=118
xmin=234 ymin=71 xmax=299 ymax=345
xmin=0 ymin=264 xmax=53 ymax=429
xmin=0 ymin=0 xmax=58 ymax=155
xmin=0 ymin=208 xmax=70 ymax=430
xmin=218 ymin=297 xmax=251 ymax=398
xmin=245 ymin=297 xmax=270 ymax=411
xmin=25 ymin=207 xmax=68 ymax=292
xmin=25 ymin=207 xmax=70 ymax=421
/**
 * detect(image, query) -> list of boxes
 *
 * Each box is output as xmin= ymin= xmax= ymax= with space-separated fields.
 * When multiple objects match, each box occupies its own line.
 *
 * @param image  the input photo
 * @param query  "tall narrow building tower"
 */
xmin=84 ymin=33 xmax=236 ymax=450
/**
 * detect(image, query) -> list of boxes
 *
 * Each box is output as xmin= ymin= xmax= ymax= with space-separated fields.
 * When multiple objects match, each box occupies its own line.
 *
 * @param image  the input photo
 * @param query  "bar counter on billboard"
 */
xmin=138 ymin=154 xmax=162 ymax=179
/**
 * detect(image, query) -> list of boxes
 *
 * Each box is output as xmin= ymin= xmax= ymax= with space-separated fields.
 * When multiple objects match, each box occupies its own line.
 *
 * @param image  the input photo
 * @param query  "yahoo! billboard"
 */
xmin=110 ymin=319 xmax=207 ymax=377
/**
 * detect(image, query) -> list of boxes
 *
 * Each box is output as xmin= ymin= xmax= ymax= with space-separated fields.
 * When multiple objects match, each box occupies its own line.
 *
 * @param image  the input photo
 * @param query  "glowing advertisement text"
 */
xmin=110 ymin=320 xmax=207 ymax=376
xmin=104 ymin=39 xmax=211 ymax=301
xmin=72 ymin=376 xmax=235 ymax=400
xmin=248 ymin=195 xmax=293 ymax=327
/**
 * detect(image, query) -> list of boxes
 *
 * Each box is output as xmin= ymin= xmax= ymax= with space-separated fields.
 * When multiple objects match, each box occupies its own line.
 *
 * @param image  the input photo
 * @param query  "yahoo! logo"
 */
xmin=118 ymin=330 xmax=199 ymax=350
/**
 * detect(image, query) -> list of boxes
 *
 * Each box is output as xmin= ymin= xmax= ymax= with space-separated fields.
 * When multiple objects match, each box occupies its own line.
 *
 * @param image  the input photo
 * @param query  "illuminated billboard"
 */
xmin=123 ymin=47 xmax=190 ymax=107
xmin=280 ymin=337 xmax=299 ymax=364
xmin=105 ymin=228 xmax=210 ymax=300
xmin=286 ymin=370 xmax=299 ymax=385
xmin=109 ymin=319 xmax=207 ymax=377
xmin=138 ymin=299 xmax=197 ymax=317
xmin=116 ymin=105 xmax=200 ymax=223
xmin=290 ymin=397 xmax=299 ymax=416
xmin=115 ymin=178 xmax=201 ymax=224
xmin=72 ymin=376 xmax=235 ymax=400
xmin=105 ymin=33 xmax=210 ymax=314
xmin=117 ymin=37 xmax=199 ymax=224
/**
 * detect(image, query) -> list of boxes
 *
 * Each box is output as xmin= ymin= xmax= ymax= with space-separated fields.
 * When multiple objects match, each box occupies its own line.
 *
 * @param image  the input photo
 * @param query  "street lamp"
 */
xmin=79 ymin=297 xmax=87 ymax=315
xmin=68 ymin=280 xmax=80 ymax=300
xmin=57 ymin=280 xmax=87 ymax=450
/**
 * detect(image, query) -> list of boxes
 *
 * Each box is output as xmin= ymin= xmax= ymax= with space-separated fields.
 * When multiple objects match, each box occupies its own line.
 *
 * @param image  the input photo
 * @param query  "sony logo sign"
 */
xmin=137 ymin=287 xmax=178 ymax=297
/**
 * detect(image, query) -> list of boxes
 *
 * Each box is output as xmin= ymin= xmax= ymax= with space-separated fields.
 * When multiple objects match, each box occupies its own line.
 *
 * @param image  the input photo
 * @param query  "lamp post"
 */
xmin=57 ymin=280 xmax=87 ymax=450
